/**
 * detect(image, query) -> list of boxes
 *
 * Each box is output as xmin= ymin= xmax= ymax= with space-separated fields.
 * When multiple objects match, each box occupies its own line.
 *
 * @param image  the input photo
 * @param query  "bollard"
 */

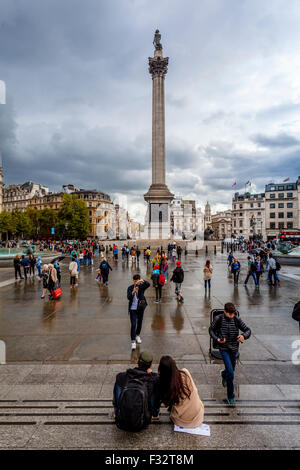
xmin=205 ymin=245 xmax=208 ymax=255
xmin=221 ymin=244 xmax=224 ymax=254
xmin=0 ymin=341 xmax=6 ymax=364
xmin=185 ymin=248 xmax=188 ymax=256
xmin=195 ymin=247 xmax=198 ymax=256
xmin=214 ymin=245 xmax=216 ymax=255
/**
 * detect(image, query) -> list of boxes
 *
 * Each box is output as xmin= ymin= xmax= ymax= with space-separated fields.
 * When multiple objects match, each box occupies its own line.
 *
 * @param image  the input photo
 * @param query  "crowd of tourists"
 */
xmin=227 ymin=245 xmax=281 ymax=287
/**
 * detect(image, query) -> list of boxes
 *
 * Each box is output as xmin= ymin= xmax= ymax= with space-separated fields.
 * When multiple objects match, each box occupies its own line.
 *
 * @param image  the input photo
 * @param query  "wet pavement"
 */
xmin=0 ymin=251 xmax=299 ymax=449
xmin=0 ymin=251 xmax=299 ymax=364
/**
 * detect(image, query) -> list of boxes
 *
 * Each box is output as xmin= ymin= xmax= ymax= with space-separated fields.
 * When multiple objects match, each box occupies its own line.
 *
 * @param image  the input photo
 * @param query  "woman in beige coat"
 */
xmin=157 ymin=355 xmax=204 ymax=428
xmin=203 ymin=260 xmax=213 ymax=290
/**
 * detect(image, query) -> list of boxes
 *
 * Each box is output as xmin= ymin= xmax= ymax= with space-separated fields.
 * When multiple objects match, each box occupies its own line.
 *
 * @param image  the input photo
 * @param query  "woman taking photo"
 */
xmin=157 ymin=355 xmax=204 ymax=428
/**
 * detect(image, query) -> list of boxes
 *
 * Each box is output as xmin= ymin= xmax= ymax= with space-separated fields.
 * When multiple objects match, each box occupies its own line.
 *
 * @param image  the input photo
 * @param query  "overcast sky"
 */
xmin=0 ymin=0 xmax=300 ymax=222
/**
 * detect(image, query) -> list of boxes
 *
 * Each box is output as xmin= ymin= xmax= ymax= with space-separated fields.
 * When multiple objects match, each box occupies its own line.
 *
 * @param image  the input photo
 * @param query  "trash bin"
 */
xmin=209 ymin=309 xmax=240 ymax=359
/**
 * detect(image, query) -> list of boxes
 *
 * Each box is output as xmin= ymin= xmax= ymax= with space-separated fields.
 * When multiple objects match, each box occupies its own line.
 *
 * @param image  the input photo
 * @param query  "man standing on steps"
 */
xmin=209 ymin=302 xmax=251 ymax=405
xmin=127 ymin=274 xmax=150 ymax=350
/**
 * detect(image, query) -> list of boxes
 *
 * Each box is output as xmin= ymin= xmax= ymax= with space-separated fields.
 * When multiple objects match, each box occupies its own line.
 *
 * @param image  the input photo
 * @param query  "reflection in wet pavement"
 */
xmin=0 ymin=252 xmax=298 ymax=363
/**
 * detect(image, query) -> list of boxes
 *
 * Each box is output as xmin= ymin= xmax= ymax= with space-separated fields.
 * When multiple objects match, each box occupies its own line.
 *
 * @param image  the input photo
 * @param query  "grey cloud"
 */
xmin=251 ymin=132 xmax=300 ymax=148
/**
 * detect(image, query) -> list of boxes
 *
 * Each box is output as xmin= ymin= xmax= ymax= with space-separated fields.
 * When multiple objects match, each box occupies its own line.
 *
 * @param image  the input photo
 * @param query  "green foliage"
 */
xmin=0 ymin=195 xmax=90 ymax=240
xmin=57 ymin=193 xmax=91 ymax=240
xmin=0 ymin=211 xmax=14 ymax=240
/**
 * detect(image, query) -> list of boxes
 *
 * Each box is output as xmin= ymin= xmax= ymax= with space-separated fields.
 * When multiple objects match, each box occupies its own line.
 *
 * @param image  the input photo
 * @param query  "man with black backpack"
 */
xmin=209 ymin=302 xmax=251 ymax=405
xmin=113 ymin=350 xmax=160 ymax=432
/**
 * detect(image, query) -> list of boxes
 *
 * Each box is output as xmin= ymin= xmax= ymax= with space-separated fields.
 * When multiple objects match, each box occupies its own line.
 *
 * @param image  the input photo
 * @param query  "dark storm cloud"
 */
xmin=0 ymin=0 xmax=300 ymax=220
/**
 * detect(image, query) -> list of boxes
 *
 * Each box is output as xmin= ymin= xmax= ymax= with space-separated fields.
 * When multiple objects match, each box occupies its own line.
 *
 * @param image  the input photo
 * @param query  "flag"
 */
xmin=232 ymin=182 xmax=236 ymax=188
xmin=245 ymin=180 xmax=250 ymax=185
xmin=283 ymin=177 xmax=290 ymax=182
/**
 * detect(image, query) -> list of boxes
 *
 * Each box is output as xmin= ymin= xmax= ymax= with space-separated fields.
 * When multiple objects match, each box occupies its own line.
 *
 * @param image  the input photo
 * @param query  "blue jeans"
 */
xmin=244 ymin=271 xmax=257 ymax=285
xmin=88 ymin=258 xmax=92 ymax=266
xmin=204 ymin=279 xmax=211 ymax=289
xmin=220 ymin=350 xmax=238 ymax=399
xmin=129 ymin=309 xmax=144 ymax=341
xmin=113 ymin=383 xmax=160 ymax=417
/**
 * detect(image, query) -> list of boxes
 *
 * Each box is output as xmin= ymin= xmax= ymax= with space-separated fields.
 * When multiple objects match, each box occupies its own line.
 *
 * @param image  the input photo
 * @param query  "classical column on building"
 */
xmin=144 ymin=30 xmax=174 ymax=239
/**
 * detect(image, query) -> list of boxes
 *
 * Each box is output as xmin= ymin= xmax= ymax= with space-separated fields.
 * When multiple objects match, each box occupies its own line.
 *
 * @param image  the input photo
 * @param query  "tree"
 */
xmin=57 ymin=193 xmax=91 ymax=240
xmin=0 ymin=211 xmax=14 ymax=240
xmin=11 ymin=211 xmax=34 ymax=239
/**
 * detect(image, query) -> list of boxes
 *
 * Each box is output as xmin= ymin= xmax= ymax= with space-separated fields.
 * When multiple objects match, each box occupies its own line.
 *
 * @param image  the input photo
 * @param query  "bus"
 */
xmin=277 ymin=230 xmax=300 ymax=245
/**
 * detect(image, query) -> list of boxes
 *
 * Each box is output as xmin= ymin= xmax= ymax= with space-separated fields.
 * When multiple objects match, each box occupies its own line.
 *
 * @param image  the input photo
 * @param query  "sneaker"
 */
xmin=223 ymin=397 xmax=235 ymax=405
xmin=136 ymin=336 xmax=142 ymax=344
xmin=154 ymin=300 xmax=159 ymax=303
xmin=131 ymin=341 xmax=136 ymax=350
xmin=220 ymin=370 xmax=227 ymax=388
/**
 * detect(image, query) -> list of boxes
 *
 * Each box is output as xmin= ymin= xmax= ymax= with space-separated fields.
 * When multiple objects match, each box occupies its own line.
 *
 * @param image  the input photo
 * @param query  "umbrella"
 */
xmin=51 ymin=255 xmax=66 ymax=264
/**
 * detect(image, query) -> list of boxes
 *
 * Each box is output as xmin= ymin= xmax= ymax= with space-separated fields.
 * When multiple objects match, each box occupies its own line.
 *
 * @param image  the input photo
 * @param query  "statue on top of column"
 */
xmin=153 ymin=29 xmax=162 ymax=50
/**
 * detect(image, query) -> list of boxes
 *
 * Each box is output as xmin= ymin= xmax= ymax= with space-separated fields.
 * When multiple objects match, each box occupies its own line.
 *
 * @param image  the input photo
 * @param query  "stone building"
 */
xmin=232 ymin=192 xmax=266 ymax=240
xmin=211 ymin=210 xmax=232 ymax=240
xmin=170 ymin=197 xmax=204 ymax=240
xmin=265 ymin=178 xmax=300 ymax=239
xmin=3 ymin=181 xmax=49 ymax=212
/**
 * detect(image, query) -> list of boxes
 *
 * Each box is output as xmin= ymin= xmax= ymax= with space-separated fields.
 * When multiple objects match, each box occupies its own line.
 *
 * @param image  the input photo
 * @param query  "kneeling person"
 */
xmin=113 ymin=351 xmax=160 ymax=432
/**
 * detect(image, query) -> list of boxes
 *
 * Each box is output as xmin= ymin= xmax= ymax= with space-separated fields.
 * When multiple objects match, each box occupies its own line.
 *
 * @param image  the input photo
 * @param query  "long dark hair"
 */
xmin=158 ymin=356 xmax=191 ymax=409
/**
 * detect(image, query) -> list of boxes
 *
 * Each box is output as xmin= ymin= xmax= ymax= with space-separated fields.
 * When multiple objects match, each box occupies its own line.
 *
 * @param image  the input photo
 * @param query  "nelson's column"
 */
xmin=144 ymin=30 xmax=174 ymax=239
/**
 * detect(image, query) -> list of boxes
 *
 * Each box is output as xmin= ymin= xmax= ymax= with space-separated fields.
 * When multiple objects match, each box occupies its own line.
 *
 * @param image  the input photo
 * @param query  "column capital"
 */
xmin=148 ymin=56 xmax=169 ymax=78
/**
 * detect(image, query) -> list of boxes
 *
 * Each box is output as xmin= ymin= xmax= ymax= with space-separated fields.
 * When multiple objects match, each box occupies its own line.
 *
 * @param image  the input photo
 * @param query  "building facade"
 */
xmin=211 ymin=210 xmax=232 ymax=240
xmin=170 ymin=197 xmax=204 ymax=240
xmin=232 ymin=192 xmax=266 ymax=240
xmin=3 ymin=182 xmax=49 ymax=212
xmin=265 ymin=178 xmax=300 ymax=239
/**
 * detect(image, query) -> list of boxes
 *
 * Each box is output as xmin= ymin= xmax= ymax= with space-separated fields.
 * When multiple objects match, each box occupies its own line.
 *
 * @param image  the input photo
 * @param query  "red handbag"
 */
xmin=52 ymin=287 xmax=62 ymax=299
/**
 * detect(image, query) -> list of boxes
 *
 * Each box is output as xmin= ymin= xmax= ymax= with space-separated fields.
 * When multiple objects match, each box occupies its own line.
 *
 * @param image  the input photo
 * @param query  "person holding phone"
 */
xmin=209 ymin=302 xmax=251 ymax=404
xmin=127 ymin=274 xmax=150 ymax=350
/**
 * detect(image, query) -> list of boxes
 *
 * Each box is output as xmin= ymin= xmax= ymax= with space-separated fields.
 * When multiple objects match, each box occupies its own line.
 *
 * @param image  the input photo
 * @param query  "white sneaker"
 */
xmin=136 ymin=336 xmax=142 ymax=344
xmin=131 ymin=341 xmax=136 ymax=350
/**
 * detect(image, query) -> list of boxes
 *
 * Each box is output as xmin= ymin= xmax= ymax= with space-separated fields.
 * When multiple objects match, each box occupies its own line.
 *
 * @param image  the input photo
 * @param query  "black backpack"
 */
xmin=116 ymin=378 xmax=151 ymax=432
xmin=292 ymin=301 xmax=300 ymax=322
xmin=275 ymin=260 xmax=281 ymax=271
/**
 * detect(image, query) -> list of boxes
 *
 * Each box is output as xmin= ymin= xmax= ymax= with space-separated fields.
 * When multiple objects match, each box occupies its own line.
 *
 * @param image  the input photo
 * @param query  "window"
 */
xmin=278 ymin=193 xmax=284 ymax=198
xmin=270 ymin=203 xmax=275 ymax=208
xmin=270 ymin=222 xmax=275 ymax=229
xmin=270 ymin=194 xmax=275 ymax=198
xmin=234 ymin=205 xmax=236 ymax=209
xmin=287 ymin=212 xmax=293 ymax=218
xmin=239 ymin=213 xmax=242 ymax=216
xmin=239 ymin=204 xmax=243 ymax=209
xmin=257 ymin=212 xmax=261 ymax=215
xmin=278 ymin=222 xmax=284 ymax=229
xmin=278 ymin=186 xmax=284 ymax=190
xmin=239 ymin=220 xmax=243 ymax=227
xmin=278 ymin=212 xmax=284 ymax=218
xmin=287 ymin=185 xmax=293 ymax=190
xmin=287 ymin=202 xmax=293 ymax=208
xmin=270 ymin=213 xmax=275 ymax=218
xmin=233 ymin=221 xmax=236 ymax=227
xmin=278 ymin=203 xmax=284 ymax=208
xmin=258 ymin=203 xmax=261 ymax=208
xmin=240 ymin=230 xmax=243 ymax=234
xmin=250 ymin=203 xmax=254 ymax=208
xmin=287 ymin=193 xmax=293 ymax=198
xmin=287 ymin=222 xmax=293 ymax=229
